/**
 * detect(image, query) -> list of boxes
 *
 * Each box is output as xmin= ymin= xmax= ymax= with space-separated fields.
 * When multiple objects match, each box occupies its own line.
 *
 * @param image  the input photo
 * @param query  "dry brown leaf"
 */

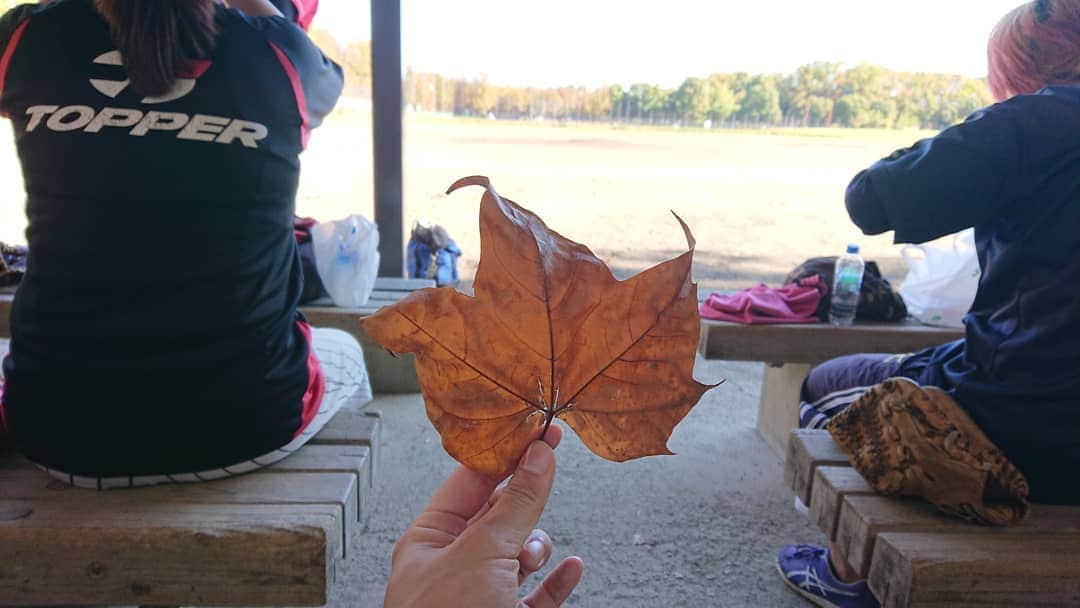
xmin=361 ymin=176 xmax=719 ymax=479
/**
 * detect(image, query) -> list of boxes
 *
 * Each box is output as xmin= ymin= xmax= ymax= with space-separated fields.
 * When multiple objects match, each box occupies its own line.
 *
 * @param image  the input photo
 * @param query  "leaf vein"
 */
xmin=435 ymin=405 xmax=535 ymax=424
xmin=459 ymin=411 xmax=541 ymax=461
xmin=564 ymin=399 xmax=692 ymax=415
xmin=564 ymin=267 xmax=692 ymax=406
xmin=488 ymin=238 xmax=545 ymax=303
xmin=393 ymin=309 xmax=539 ymax=407
xmin=546 ymin=256 xmax=581 ymax=313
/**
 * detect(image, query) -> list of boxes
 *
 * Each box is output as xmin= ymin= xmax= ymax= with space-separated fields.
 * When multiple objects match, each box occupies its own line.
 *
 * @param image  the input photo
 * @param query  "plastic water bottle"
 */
xmin=829 ymin=244 xmax=864 ymax=326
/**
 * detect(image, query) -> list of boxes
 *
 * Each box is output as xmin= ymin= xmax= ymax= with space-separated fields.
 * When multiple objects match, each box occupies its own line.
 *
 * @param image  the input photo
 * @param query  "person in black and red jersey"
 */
xmin=0 ymin=0 xmax=374 ymax=488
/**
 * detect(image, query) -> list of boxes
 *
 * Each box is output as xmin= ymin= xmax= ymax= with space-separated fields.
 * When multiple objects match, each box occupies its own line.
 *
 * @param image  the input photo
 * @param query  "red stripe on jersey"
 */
xmin=293 ymin=321 xmax=326 ymax=438
xmin=268 ymin=41 xmax=311 ymax=149
xmin=289 ymin=0 xmax=318 ymax=31
xmin=0 ymin=18 xmax=31 ymax=108
xmin=177 ymin=58 xmax=212 ymax=79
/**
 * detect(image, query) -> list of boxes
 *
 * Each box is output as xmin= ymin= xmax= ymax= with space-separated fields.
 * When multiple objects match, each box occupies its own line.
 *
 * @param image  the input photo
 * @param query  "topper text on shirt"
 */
xmin=22 ymin=104 xmax=269 ymax=148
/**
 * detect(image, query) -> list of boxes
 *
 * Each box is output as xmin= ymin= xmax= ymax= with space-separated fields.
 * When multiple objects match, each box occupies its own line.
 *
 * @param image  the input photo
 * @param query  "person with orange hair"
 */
xmin=777 ymin=2 xmax=1080 ymax=606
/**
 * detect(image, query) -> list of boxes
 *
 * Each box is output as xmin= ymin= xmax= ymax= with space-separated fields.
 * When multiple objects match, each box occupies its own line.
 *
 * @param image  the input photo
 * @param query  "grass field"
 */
xmin=1 ymin=107 xmax=936 ymax=292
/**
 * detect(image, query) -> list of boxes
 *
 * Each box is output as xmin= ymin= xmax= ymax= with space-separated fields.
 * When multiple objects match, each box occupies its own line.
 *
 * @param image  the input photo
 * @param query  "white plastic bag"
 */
xmin=311 ymin=215 xmax=380 ymax=307
xmin=898 ymin=229 xmax=980 ymax=328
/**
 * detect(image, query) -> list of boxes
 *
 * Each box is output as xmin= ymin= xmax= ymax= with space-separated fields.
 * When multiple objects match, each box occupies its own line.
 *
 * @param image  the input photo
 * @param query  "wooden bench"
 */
xmin=0 ymin=387 xmax=382 ymax=607
xmin=698 ymin=319 xmax=963 ymax=457
xmin=785 ymin=429 xmax=1080 ymax=607
xmin=0 ymin=276 xmax=434 ymax=394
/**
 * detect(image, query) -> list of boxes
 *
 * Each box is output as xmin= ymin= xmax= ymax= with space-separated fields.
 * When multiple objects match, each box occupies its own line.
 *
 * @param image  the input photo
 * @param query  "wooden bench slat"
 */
xmin=699 ymin=319 xmax=963 ymax=364
xmin=271 ymin=444 xmax=374 ymax=528
xmin=784 ymin=429 xmax=851 ymax=505
xmin=0 ymin=468 xmax=355 ymax=505
xmin=2 ymin=501 xmax=344 ymax=557
xmin=312 ymin=409 xmax=382 ymax=483
xmin=808 ymin=466 xmax=874 ymax=541
xmin=868 ymin=532 xmax=1080 ymax=608
xmin=1 ymin=524 xmax=330 ymax=607
xmin=308 ymin=287 xmax=426 ymax=307
xmin=0 ymin=503 xmax=341 ymax=606
xmin=302 ymin=304 xmax=381 ymax=321
xmin=273 ymin=444 xmax=370 ymax=475
xmin=0 ymin=468 xmax=358 ymax=556
xmin=2 ymin=501 xmax=344 ymax=578
xmin=373 ymin=277 xmax=435 ymax=291
xmin=838 ymin=494 xmax=1080 ymax=579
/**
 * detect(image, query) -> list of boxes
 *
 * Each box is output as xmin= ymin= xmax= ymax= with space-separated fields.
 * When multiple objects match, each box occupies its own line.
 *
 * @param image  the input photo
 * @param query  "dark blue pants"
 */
xmin=797 ymin=352 xmax=929 ymax=429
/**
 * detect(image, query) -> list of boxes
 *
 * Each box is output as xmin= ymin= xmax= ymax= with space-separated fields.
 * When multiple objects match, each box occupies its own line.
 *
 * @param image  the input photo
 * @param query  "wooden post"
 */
xmin=371 ymin=0 xmax=405 ymax=277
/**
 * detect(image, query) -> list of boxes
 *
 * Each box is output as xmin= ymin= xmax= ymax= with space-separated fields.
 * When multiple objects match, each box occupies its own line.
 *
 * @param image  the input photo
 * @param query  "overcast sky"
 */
xmin=314 ymin=0 xmax=1025 ymax=87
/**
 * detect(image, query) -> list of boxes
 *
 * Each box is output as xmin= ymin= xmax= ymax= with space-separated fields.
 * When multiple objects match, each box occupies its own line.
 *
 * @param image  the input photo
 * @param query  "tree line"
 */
xmin=285 ymin=27 xmax=993 ymax=130
xmin=401 ymin=62 xmax=993 ymax=130
xmin=312 ymin=31 xmax=992 ymax=130
xmin=309 ymin=28 xmax=992 ymax=131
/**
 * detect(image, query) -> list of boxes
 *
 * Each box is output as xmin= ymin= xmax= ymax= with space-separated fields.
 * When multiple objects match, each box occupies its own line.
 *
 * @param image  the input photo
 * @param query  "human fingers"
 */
xmin=468 ymin=425 xmax=563 ymax=526
xmin=467 ymin=485 xmax=503 ymax=526
xmin=473 ymin=441 xmax=556 ymax=553
xmin=539 ymin=423 xmax=563 ymax=450
xmin=517 ymin=529 xmax=553 ymax=585
xmin=409 ymin=464 xmax=499 ymax=544
xmin=519 ymin=557 xmax=584 ymax=608
xmin=424 ymin=464 xmax=499 ymax=521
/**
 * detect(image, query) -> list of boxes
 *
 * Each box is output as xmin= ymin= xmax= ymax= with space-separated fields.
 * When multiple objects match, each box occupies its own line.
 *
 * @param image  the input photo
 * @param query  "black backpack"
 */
xmin=784 ymin=257 xmax=907 ymax=322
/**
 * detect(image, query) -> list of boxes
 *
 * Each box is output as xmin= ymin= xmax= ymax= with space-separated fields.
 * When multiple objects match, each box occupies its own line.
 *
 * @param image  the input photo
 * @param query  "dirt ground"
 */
xmin=336 ymin=358 xmax=824 ymax=608
xmin=0 ymin=109 xmax=933 ymax=292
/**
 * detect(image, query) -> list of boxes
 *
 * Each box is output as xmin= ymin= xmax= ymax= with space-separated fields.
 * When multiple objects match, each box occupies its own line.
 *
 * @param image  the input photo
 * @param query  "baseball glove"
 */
xmin=827 ymin=377 xmax=1029 ymax=526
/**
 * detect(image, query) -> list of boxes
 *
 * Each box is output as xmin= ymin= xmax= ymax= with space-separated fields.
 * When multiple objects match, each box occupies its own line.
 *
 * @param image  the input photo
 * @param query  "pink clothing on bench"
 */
xmin=699 ymin=275 xmax=826 ymax=324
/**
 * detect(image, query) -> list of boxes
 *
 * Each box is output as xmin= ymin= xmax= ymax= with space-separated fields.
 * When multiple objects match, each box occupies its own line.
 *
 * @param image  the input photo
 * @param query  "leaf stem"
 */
xmin=540 ymin=407 xmax=554 ymax=442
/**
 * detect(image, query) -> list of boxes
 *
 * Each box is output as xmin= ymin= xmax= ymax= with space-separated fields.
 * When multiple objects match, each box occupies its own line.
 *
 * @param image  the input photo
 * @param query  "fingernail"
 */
xmin=521 ymin=442 xmax=550 ymax=475
xmin=526 ymin=539 xmax=546 ymax=566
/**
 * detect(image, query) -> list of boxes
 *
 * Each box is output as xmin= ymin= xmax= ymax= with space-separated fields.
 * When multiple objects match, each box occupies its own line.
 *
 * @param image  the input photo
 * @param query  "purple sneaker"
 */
xmin=776 ymin=544 xmax=880 ymax=608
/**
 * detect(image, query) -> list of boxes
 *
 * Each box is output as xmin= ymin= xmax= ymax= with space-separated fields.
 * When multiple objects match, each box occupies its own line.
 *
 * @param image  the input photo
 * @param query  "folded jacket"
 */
xmin=699 ymin=275 xmax=826 ymax=324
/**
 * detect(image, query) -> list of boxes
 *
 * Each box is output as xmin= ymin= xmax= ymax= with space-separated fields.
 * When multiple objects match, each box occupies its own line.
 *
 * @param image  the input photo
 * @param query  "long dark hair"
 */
xmin=95 ymin=0 xmax=218 ymax=97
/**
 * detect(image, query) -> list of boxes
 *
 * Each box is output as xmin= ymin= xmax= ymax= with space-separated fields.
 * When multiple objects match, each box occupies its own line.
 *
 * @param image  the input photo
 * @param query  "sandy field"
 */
xmin=1 ymin=107 xmax=935 ymax=292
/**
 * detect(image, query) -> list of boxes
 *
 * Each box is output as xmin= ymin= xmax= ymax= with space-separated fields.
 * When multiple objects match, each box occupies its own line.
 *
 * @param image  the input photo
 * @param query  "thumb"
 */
xmin=475 ymin=440 xmax=557 ymax=552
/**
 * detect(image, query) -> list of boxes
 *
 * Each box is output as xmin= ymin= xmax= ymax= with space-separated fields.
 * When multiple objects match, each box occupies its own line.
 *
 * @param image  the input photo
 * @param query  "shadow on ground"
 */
xmin=333 ymin=358 xmax=824 ymax=607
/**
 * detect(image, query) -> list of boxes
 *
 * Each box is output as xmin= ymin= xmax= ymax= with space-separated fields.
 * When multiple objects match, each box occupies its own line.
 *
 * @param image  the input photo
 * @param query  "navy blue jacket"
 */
xmin=846 ymin=86 xmax=1080 ymax=504
xmin=0 ymin=0 xmax=343 ymax=476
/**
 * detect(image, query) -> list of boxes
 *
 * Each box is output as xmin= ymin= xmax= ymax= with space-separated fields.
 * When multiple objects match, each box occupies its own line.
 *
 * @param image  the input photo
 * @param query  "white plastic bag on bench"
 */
xmin=312 ymin=214 xmax=380 ymax=307
xmin=899 ymin=229 xmax=980 ymax=328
